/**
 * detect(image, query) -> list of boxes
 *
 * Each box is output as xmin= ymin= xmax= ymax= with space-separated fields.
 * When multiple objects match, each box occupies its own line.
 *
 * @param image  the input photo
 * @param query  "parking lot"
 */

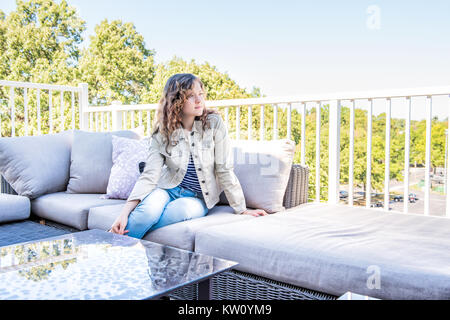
xmin=340 ymin=189 xmax=446 ymax=217
xmin=339 ymin=167 xmax=447 ymax=217
xmin=390 ymin=190 xmax=446 ymax=217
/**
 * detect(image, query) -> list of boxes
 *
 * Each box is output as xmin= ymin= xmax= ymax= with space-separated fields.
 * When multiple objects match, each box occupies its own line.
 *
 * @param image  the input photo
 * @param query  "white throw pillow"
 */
xmin=219 ymin=139 xmax=296 ymax=213
xmin=102 ymin=135 xmax=151 ymax=200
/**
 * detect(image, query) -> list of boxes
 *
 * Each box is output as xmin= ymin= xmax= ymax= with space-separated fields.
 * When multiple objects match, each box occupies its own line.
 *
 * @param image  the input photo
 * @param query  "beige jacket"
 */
xmin=127 ymin=113 xmax=247 ymax=214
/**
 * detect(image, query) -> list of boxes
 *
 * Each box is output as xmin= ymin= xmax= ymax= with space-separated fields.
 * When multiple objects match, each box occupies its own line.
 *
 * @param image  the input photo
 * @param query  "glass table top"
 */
xmin=0 ymin=229 xmax=238 ymax=300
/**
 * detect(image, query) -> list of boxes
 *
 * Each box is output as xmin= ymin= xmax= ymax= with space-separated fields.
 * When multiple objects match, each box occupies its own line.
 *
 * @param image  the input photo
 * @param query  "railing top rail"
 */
xmin=86 ymin=104 xmax=159 ymax=112
xmin=0 ymin=80 xmax=81 ymax=92
xmin=86 ymin=85 xmax=450 ymax=112
xmin=204 ymin=85 xmax=450 ymax=107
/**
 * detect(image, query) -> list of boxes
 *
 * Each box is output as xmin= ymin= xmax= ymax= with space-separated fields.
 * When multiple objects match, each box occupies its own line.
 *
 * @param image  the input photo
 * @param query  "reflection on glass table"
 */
xmin=0 ymin=229 xmax=238 ymax=300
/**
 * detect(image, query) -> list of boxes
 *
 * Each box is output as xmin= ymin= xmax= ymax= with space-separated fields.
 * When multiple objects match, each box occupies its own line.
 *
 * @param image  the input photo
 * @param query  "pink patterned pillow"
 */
xmin=102 ymin=135 xmax=150 ymax=200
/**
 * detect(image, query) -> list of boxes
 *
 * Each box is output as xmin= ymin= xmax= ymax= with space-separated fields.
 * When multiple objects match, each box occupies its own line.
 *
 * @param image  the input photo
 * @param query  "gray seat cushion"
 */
xmin=32 ymin=192 xmax=125 ymax=230
xmin=88 ymin=204 xmax=254 ymax=251
xmin=0 ymin=194 xmax=30 ymax=223
xmin=195 ymin=203 xmax=450 ymax=300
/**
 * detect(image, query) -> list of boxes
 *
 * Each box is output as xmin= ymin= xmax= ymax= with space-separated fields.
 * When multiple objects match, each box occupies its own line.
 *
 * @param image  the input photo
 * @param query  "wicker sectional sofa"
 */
xmin=0 ymin=129 xmax=328 ymax=299
xmin=2 ymin=130 xmax=450 ymax=300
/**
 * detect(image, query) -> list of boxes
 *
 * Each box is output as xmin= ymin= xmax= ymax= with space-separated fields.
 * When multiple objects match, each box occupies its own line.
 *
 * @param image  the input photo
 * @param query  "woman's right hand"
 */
xmin=109 ymin=213 xmax=130 ymax=235
xmin=109 ymin=200 xmax=140 ymax=235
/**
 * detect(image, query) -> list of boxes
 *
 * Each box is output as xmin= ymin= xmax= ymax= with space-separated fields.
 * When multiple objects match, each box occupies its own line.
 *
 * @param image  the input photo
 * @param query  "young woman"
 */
xmin=110 ymin=73 xmax=267 ymax=238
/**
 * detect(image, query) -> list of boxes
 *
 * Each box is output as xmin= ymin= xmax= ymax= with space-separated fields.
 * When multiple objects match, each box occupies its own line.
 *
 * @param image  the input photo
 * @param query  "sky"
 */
xmin=1 ymin=0 xmax=450 ymax=120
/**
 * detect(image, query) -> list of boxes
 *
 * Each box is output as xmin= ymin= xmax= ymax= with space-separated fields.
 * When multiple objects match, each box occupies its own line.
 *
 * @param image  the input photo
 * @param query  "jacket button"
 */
xmin=192 ymin=143 xmax=195 ymax=147
xmin=205 ymin=192 xmax=209 ymax=195
xmin=191 ymin=131 xmax=194 ymax=136
xmin=202 ymin=180 xmax=205 ymax=183
xmin=198 ymin=168 xmax=202 ymax=171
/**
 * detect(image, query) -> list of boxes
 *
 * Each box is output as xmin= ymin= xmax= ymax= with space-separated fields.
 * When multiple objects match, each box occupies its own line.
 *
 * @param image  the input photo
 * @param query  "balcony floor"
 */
xmin=0 ymin=220 xmax=72 ymax=247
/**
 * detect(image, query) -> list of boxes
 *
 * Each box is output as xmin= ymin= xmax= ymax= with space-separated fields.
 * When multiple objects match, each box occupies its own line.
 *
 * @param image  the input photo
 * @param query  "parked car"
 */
xmin=339 ymin=190 xmax=348 ymax=199
xmin=409 ymin=193 xmax=419 ymax=203
xmin=392 ymin=194 xmax=403 ymax=202
xmin=370 ymin=200 xmax=383 ymax=208
xmin=355 ymin=191 xmax=365 ymax=198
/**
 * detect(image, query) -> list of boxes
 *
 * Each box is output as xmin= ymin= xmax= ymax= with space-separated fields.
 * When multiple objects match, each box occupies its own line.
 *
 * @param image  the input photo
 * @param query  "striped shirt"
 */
xmin=179 ymin=154 xmax=203 ymax=194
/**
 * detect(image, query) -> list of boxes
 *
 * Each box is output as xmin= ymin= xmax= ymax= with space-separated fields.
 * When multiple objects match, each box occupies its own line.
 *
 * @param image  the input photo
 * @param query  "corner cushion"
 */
xmin=0 ymin=130 xmax=73 ymax=199
xmin=67 ymin=128 xmax=144 ymax=194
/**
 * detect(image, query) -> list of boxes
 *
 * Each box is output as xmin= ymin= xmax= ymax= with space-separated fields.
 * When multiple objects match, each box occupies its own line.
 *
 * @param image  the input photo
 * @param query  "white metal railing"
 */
xmin=0 ymin=80 xmax=85 ymax=136
xmin=88 ymin=86 xmax=450 ymax=217
xmin=1 ymin=80 xmax=450 ymax=217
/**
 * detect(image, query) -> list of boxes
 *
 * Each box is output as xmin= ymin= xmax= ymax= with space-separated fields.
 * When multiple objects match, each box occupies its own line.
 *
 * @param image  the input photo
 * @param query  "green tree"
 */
xmin=0 ymin=0 xmax=85 ymax=84
xmin=0 ymin=0 xmax=86 ymax=136
xmin=78 ymin=19 xmax=155 ymax=105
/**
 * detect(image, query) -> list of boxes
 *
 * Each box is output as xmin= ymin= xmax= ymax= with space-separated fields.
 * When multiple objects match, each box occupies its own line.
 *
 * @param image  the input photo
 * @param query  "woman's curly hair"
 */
xmin=152 ymin=73 xmax=218 ymax=152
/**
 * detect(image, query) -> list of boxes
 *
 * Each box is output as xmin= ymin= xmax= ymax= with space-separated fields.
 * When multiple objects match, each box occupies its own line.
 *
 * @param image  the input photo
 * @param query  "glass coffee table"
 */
xmin=0 ymin=229 xmax=238 ymax=300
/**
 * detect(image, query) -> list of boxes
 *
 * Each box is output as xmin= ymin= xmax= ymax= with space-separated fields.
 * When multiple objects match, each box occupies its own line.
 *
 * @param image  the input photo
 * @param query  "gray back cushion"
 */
xmin=0 ymin=130 xmax=73 ymax=199
xmin=66 ymin=129 xmax=144 ymax=194
xmin=219 ymin=139 xmax=295 ymax=213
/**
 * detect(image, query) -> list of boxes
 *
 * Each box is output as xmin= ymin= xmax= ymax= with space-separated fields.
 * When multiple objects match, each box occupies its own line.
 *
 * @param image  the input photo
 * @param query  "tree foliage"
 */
xmin=79 ymin=19 xmax=155 ymax=105
xmin=0 ymin=0 xmax=85 ymax=84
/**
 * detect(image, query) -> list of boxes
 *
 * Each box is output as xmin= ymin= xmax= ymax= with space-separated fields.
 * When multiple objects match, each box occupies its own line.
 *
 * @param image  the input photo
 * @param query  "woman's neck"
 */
xmin=181 ymin=116 xmax=195 ymax=132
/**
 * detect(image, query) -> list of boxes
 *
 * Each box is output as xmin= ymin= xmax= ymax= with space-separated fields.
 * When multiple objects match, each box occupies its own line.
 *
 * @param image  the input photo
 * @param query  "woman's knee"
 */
xmin=127 ymin=188 xmax=170 ymax=229
xmin=164 ymin=198 xmax=208 ymax=222
xmin=138 ymin=188 xmax=170 ymax=211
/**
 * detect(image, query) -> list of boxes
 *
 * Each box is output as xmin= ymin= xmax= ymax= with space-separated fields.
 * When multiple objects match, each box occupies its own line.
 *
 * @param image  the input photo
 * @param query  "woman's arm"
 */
xmin=127 ymin=135 xmax=165 ymax=202
xmin=110 ymin=136 xmax=165 ymax=234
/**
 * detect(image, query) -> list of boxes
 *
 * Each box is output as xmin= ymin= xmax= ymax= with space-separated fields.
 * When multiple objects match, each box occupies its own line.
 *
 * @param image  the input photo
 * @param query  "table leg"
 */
xmin=197 ymin=278 xmax=211 ymax=300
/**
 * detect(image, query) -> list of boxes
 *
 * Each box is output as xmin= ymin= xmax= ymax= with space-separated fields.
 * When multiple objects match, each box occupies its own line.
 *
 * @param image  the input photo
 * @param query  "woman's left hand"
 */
xmin=241 ymin=209 xmax=268 ymax=217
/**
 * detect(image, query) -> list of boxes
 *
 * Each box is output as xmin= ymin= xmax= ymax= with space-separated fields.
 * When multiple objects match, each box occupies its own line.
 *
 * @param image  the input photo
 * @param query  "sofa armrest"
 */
xmin=1 ymin=175 xmax=17 ymax=195
xmin=282 ymin=164 xmax=310 ymax=209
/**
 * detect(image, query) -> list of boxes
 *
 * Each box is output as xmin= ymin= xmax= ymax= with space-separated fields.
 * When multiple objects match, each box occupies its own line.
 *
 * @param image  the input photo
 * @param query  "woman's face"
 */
xmin=182 ymin=80 xmax=205 ymax=118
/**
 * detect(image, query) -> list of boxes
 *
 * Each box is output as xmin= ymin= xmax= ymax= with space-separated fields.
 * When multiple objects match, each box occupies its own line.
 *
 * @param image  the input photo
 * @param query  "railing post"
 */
xmin=424 ymin=96 xmax=432 ymax=216
xmin=403 ymin=97 xmax=411 ymax=213
xmin=328 ymin=100 xmax=341 ymax=205
xmin=447 ymin=96 xmax=450 ymax=217
xmin=78 ymin=83 xmax=89 ymax=131
xmin=301 ymin=103 xmax=306 ymax=166
xmin=111 ymin=101 xmax=123 ymax=131
xmin=384 ymin=98 xmax=392 ymax=211
xmin=366 ymin=99 xmax=373 ymax=208
xmin=315 ymin=101 xmax=321 ymax=202
xmin=348 ymin=100 xmax=355 ymax=206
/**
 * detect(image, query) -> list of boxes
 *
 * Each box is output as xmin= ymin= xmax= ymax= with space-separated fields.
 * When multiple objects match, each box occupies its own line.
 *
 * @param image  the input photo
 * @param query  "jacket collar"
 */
xmin=169 ymin=120 xmax=203 ymax=144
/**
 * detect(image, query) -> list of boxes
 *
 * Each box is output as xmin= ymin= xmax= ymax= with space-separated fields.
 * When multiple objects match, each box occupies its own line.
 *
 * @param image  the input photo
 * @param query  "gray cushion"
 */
xmin=0 ymin=130 xmax=73 ymax=199
xmin=88 ymin=204 xmax=253 ymax=251
xmin=195 ymin=203 xmax=450 ymax=300
xmin=0 ymin=194 xmax=30 ymax=223
xmin=32 ymin=192 xmax=125 ymax=230
xmin=67 ymin=128 xmax=144 ymax=194
xmin=219 ymin=139 xmax=295 ymax=213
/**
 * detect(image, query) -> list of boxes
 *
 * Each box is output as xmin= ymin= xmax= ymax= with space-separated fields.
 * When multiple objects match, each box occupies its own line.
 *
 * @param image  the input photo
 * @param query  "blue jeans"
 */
xmin=125 ymin=186 xmax=209 ymax=239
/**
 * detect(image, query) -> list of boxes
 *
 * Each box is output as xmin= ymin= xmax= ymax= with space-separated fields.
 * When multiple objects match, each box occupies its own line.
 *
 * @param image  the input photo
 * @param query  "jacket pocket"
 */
xmin=199 ymin=140 xmax=214 ymax=169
